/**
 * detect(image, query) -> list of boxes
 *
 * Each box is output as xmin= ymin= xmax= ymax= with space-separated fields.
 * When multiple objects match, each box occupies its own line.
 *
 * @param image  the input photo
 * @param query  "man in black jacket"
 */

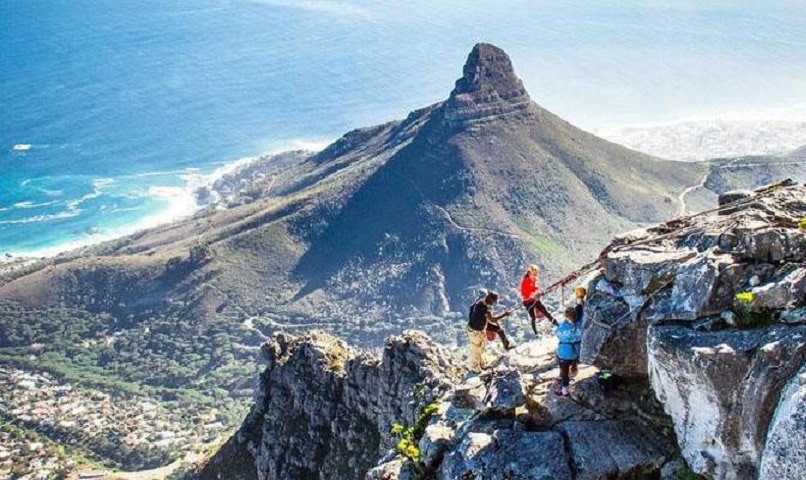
xmin=467 ymin=291 xmax=513 ymax=372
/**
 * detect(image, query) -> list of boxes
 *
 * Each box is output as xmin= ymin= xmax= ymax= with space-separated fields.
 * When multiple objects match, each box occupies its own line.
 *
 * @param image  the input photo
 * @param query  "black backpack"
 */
xmin=467 ymin=301 xmax=487 ymax=331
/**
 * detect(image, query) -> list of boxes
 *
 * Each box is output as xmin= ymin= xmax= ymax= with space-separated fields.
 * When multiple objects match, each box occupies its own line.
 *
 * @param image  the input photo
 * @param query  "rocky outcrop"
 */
xmin=443 ymin=43 xmax=531 ymax=126
xmin=648 ymin=325 xmax=806 ymax=478
xmin=369 ymin=341 xmax=678 ymax=479
xmin=198 ymin=330 xmax=462 ymax=480
xmin=583 ymin=181 xmax=806 ymax=479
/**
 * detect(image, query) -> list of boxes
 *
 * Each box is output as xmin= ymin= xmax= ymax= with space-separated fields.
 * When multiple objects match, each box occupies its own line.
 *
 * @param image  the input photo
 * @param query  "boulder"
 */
xmin=781 ymin=307 xmax=806 ymax=324
xmin=365 ymin=458 xmax=416 ymax=480
xmin=656 ymin=250 xmax=734 ymax=321
xmin=438 ymin=429 xmax=571 ymax=480
xmin=718 ymin=189 xmax=753 ymax=213
xmin=734 ymin=227 xmax=806 ymax=263
xmin=452 ymin=374 xmax=488 ymax=410
xmin=580 ymin=277 xmax=642 ymax=375
xmin=648 ymin=325 xmax=806 ymax=479
xmin=484 ymin=369 xmax=525 ymax=413
xmin=749 ymin=266 xmax=806 ymax=311
xmin=602 ymin=248 xmax=694 ymax=296
xmin=760 ymin=365 xmax=806 ymax=479
xmin=557 ymin=420 xmax=674 ymax=480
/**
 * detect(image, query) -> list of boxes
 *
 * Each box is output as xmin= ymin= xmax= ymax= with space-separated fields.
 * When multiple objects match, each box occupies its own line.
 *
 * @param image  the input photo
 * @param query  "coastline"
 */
xmin=0 ymin=144 xmax=328 ymax=263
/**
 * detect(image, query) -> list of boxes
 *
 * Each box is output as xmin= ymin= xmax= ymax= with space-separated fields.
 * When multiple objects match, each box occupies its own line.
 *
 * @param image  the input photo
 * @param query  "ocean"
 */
xmin=2 ymin=0 xmax=806 ymax=257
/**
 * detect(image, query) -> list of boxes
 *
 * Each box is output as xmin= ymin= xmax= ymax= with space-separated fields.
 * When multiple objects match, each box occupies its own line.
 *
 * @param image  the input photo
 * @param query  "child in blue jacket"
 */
xmin=555 ymin=306 xmax=583 ymax=397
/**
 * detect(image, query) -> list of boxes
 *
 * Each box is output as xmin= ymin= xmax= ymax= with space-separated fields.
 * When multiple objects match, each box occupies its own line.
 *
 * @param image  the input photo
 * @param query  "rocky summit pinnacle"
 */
xmin=444 ymin=43 xmax=531 ymax=125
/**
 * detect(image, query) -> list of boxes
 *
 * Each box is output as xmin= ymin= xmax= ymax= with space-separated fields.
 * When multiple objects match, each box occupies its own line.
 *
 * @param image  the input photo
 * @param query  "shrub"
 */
xmin=389 ymin=401 xmax=440 ymax=474
xmin=676 ymin=465 xmax=704 ymax=480
xmin=733 ymin=290 xmax=774 ymax=328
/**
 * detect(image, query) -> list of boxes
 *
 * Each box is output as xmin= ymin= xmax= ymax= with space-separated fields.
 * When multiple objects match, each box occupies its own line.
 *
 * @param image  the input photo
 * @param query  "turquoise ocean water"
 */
xmin=2 ymin=0 xmax=805 ymax=255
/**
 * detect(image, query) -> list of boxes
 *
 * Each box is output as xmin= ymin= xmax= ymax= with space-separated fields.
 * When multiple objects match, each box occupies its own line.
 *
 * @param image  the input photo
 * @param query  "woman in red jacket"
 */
xmin=520 ymin=264 xmax=557 ymax=335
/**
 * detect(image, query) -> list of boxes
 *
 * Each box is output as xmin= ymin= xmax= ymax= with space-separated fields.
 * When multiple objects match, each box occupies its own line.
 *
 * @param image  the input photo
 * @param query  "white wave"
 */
xmin=66 ymin=189 xmax=103 ymax=210
xmin=12 ymin=200 xmax=59 ymax=209
xmin=92 ymin=178 xmax=117 ymax=188
xmin=0 ymin=210 xmax=81 ymax=226
xmin=12 ymin=144 xmax=32 ymax=151
xmin=18 ymin=178 xmax=64 ymax=197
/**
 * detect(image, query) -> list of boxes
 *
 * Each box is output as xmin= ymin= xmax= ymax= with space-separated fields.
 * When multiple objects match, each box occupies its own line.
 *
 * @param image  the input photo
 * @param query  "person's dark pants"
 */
xmin=486 ymin=322 xmax=511 ymax=349
xmin=558 ymin=358 xmax=576 ymax=387
xmin=523 ymin=299 xmax=556 ymax=334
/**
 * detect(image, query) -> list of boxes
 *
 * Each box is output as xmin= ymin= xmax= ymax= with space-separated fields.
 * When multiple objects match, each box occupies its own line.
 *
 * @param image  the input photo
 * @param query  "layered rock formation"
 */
xmin=443 ymin=43 xmax=531 ymax=126
xmin=206 ymin=181 xmax=806 ymax=480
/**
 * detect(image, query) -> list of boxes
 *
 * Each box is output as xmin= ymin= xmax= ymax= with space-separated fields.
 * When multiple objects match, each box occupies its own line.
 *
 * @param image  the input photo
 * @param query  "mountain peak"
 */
xmin=444 ymin=43 xmax=531 ymax=125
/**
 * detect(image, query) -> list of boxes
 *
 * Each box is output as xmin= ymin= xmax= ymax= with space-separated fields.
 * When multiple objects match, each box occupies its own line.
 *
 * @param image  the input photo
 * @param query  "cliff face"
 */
xmin=198 ymin=331 xmax=463 ymax=480
xmin=583 ymin=181 xmax=806 ymax=478
xmin=205 ymin=181 xmax=806 ymax=480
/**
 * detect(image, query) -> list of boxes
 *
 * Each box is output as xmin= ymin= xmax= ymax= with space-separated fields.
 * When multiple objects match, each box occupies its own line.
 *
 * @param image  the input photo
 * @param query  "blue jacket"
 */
xmin=556 ymin=321 xmax=582 ymax=360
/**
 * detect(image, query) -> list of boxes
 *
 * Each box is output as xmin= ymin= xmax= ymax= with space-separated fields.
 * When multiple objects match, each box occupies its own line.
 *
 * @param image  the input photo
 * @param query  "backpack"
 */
xmin=467 ymin=301 xmax=487 ymax=331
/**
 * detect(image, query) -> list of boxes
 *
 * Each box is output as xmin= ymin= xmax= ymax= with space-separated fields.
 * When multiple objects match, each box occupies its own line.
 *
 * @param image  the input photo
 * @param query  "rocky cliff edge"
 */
xmin=200 ymin=181 xmax=806 ymax=480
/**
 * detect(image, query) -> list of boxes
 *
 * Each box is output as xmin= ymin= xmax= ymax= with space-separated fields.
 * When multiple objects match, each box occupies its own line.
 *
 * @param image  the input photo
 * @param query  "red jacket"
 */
xmin=520 ymin=274 xmax=540 ymax=301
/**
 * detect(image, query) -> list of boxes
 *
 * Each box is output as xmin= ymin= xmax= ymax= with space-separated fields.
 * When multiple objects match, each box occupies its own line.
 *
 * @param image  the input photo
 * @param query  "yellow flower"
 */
xmin=799 ymin=216 xmax=806 ymax=230
xmin=735 ymin=291 xmax=754 ymax=303
xmin=390 ymin=423 xmax=404 ymax=435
